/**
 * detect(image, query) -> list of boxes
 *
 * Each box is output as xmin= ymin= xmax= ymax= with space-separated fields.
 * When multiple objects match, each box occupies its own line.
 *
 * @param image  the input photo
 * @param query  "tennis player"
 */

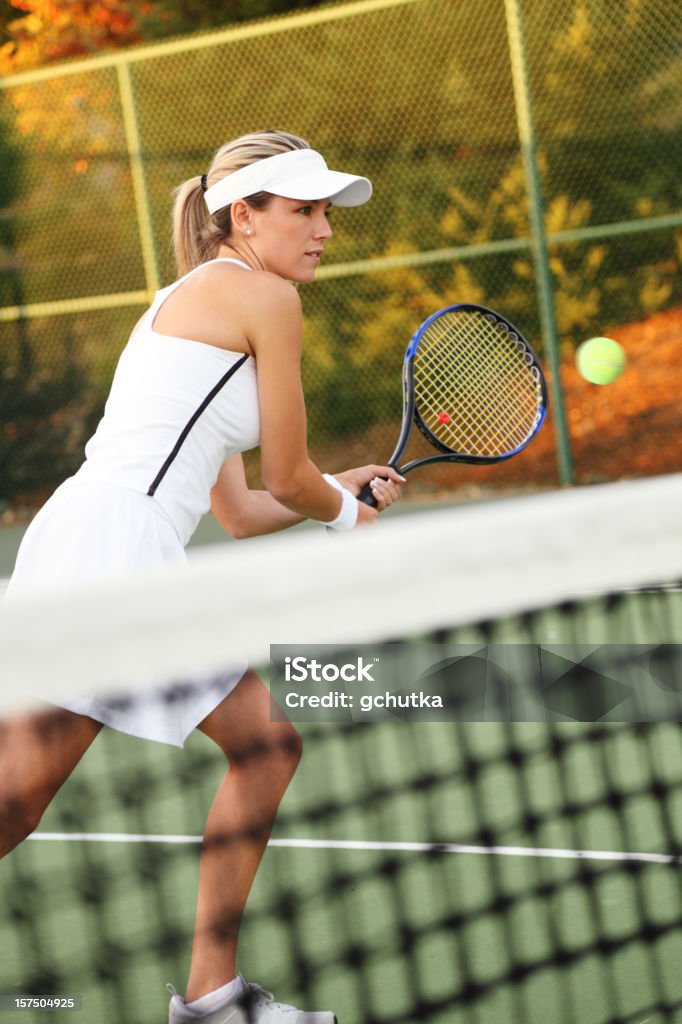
xmin=1 ymin=130 xmax=403 ymax=1024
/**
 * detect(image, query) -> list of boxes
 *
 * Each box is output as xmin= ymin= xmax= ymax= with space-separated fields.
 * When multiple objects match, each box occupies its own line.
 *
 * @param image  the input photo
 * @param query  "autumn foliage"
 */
xmin=0 ymin=0 xmax=323 ymax=73
xmin=0 ymin=0 xmax=157 ymax=73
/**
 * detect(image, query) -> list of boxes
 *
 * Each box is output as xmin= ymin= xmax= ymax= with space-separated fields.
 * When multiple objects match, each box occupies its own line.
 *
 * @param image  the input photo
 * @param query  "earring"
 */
xmin=245 ymin=228 xmax=252 ymax=236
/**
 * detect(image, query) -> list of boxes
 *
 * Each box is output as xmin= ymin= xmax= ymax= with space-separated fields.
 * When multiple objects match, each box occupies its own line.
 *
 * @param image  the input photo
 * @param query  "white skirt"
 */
xmin=7 ymin=478 xmax=247 ymax=746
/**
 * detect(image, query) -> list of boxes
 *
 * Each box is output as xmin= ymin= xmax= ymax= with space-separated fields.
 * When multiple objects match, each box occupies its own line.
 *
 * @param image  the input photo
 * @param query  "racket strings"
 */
xmin=413 ymin=311 xmax=543 ymax=456
xmin=438 ymin=342 xmax=537 ymax=447
xmin=422 ymin=317 xmax=536 ymax=423
xmin=419 ymin=344 xmax=536 ymax=454
xmin=421 ymin=339 xmax=527 ymax=444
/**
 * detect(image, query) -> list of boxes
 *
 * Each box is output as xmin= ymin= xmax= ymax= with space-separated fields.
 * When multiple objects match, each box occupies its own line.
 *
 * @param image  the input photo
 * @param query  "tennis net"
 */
xmin=0 ymin=473 xmax=681 ymax=1024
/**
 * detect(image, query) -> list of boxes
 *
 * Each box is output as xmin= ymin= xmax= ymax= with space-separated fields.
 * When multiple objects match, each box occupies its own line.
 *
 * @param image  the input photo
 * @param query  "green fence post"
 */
xmin=504 ymin=0 xmax=574 ymax=485
xmin=117 ymin=61 xmax=160 ymax=298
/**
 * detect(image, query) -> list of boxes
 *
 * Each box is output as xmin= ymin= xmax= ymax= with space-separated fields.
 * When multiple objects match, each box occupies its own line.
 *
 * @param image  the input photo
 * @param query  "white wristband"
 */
xmin=322 ymin=474 xmax=359 ymax=532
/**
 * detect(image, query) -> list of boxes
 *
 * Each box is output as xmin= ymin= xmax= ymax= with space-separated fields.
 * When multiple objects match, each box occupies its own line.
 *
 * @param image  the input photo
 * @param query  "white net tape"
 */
xmin=1 ymin=474 xmax=680 ymax=713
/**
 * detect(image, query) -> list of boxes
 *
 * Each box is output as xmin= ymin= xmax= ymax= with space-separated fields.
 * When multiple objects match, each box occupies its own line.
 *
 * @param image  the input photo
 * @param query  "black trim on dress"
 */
xmin=147 ymin=353 xmax=249 ymax=497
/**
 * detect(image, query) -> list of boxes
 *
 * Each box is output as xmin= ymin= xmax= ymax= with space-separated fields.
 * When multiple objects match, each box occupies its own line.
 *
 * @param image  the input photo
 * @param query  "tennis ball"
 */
xmin=576 ymin=336 xmax=626 ymax=385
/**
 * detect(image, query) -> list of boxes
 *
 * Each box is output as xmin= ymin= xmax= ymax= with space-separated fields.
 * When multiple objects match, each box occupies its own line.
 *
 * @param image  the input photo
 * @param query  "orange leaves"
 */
xmin=1 ymin=0 xmax=144 ymax=73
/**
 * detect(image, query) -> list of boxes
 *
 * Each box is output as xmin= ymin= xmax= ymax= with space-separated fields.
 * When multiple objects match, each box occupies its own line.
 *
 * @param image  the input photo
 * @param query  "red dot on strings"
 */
xmin=438 ymin=411 xmax=451 ymax=424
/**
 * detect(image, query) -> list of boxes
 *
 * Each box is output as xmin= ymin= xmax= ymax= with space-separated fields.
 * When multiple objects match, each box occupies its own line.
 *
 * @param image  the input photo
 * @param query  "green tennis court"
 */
xmin=1 ymin=521 xmax=681 ymax=1024
xmin=2 ymin=712 xmax=682 ymax=1024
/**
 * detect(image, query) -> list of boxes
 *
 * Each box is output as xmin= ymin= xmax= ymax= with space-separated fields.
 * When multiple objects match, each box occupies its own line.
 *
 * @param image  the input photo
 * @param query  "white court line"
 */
xmin=26 ymin=833 xmax=682 ymax=866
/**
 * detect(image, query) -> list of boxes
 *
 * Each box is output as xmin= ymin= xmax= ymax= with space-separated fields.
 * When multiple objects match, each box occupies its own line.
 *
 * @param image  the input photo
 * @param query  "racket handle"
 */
xmin=357 ymin=482 xmax=379 ymax=507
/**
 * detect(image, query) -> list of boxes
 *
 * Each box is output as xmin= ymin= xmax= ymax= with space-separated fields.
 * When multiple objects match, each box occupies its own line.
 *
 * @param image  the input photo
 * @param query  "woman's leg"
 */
xmin=0 ymin=707 xmax=102 ymax=857
xmin=184 ymin=670 xmax=302 ymax=1003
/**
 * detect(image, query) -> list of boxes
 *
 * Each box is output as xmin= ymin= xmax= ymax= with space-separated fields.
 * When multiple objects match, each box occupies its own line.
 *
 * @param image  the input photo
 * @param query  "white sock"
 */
xmin=186 ymin=975 xmax=245 ymax=1014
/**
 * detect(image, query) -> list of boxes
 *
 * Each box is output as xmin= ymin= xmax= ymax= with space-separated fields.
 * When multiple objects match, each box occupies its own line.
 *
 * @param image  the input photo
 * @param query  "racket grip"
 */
xmin=357 ymin=482 xmax=379 ymax=507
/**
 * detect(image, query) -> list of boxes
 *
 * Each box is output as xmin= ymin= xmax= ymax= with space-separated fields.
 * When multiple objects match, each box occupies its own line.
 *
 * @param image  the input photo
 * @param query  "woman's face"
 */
xmin=244 ymin=196 xmax=334 ymax=283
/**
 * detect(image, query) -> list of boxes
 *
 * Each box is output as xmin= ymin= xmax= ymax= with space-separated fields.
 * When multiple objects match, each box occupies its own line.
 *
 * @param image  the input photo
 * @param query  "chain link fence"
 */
xmin=1 ymin=0 xmax=681 ymax=510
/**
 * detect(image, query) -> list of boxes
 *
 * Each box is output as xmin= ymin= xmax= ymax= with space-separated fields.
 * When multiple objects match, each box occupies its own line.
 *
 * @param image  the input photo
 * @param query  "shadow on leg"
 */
xmin=0 ymin=706 xmax=102 ymax=857
xmin=184 ymin=669 xmax=302 ymax=1003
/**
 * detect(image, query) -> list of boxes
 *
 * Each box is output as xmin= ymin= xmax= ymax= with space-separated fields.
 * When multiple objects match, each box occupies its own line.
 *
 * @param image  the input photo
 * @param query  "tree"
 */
xmin=0 ymin=94 xmax=98 ymax=506
xmin=0 ymin=1 xmax=147 ymax=73
xmin=0 ymin=0 xmax=327 ymax=74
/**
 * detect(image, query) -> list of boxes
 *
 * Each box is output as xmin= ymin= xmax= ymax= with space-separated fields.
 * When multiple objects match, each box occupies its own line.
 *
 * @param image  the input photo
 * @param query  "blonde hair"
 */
xmin=172 ymin=129 xmax=310 ymax=276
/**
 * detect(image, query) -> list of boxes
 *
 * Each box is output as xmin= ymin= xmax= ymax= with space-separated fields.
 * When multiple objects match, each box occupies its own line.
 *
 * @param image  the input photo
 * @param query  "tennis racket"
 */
xmin=359 ymin=303 xmax=548 ymax=506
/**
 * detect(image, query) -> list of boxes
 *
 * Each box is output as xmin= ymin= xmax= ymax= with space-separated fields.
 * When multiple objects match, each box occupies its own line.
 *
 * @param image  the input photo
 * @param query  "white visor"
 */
xmin=204 ymin=148 xmax=372 ymax=215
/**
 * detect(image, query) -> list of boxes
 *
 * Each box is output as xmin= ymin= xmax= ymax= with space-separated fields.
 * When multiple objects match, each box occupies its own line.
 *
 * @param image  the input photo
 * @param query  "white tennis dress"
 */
xmin=7 ymin=258 xmax=260 ymax=745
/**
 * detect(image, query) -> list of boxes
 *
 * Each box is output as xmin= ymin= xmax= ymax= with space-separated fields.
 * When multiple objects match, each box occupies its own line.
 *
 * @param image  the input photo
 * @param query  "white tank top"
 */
xmin=75 ymin=258 xmax=260 ymax=544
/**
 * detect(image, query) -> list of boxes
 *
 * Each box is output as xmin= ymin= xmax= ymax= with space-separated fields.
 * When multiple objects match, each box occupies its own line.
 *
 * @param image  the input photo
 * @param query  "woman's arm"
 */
xmin=209 ymin=269 xmax=403 ymax=534
xmin=242 ymin=273 xmax=401 ymax=526
xmin=247 ymin=275 xmax=352 ymax=521
xmin=211 ymin=454 xmax=306 ymax=539
xmin=211 ymin=455 xmax=403 ymax=540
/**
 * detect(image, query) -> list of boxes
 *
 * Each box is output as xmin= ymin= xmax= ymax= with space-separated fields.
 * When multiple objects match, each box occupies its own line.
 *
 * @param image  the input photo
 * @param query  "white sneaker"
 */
xmin=167 ymin=978 xmax=337 ymax=1024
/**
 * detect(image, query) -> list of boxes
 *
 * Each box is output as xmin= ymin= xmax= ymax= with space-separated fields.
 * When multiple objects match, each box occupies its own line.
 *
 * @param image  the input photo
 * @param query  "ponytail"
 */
xmin=172 ymin=176 xmax=222 ymax=277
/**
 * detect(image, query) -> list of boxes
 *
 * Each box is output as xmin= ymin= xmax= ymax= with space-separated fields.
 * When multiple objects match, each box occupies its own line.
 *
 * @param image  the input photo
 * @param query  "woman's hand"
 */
xmin=333 ymin=464 xmax=405 ymax=515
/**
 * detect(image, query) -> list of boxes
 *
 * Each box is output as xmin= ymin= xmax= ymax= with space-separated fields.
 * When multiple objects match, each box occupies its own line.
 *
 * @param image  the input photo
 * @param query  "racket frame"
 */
xmin=389 ymin=302 xmax=548 ymax=474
